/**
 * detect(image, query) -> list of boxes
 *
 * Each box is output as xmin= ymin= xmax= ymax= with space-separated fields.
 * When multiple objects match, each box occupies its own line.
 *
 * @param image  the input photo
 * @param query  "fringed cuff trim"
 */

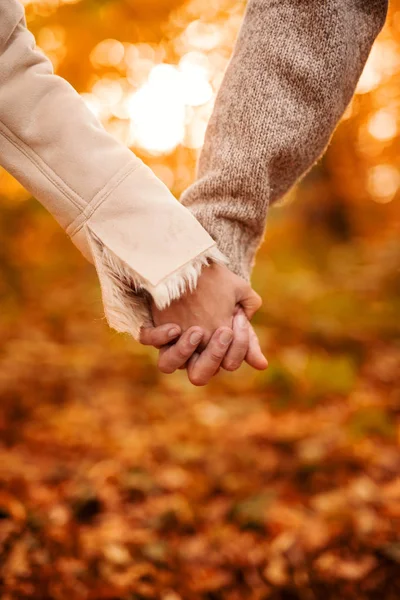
xmin=87 ymin=226 xmax=227 ymax=338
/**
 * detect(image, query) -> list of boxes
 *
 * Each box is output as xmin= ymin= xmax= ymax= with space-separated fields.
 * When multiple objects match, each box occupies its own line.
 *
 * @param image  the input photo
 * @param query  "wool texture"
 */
xmin=181 ymin=0 xmax=389 ymax=281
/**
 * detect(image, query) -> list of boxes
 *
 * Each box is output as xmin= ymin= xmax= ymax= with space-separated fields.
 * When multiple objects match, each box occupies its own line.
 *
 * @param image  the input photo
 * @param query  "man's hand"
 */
xmin=140 ymin=311 xmax=267 ymax=385
xmin=140 ymin=264 xmax=267 ymax=385
xmin=152 ymin=263 xmax=261 ymax=344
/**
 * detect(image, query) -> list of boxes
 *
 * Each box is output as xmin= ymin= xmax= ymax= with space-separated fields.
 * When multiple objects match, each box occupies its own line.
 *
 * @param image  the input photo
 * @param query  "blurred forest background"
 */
xmin=0 ymin=0 xmax=399 ymax=598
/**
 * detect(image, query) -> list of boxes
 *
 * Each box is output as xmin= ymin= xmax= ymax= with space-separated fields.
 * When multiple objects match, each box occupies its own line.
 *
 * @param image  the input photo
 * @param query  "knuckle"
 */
xmin=223 ymin=360 xmax=240 ymax=372
xmin=158 ymin=359 xmax=175 ymax=375
xmin=158 ymin=334 xmax=170 ymax=346
xmin=177 ymin=346 xmax=190 ymax=361
xmin=234 ymin=340 xmax=248 ymax=352
xmin=189 ymin=372 xmax=206 ymax=387
xmin=210 ymin=350 xmax=224 ymax=363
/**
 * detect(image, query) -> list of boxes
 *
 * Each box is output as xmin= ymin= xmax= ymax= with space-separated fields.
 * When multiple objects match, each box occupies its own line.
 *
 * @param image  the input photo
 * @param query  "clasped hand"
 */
xmin=140 ymin=264 xmax=267 ymax=385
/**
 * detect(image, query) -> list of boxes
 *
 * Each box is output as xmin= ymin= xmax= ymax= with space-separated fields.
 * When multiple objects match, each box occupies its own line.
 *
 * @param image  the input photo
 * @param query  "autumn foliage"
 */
xmin=0 ymin=0 xmax=399 ymax=598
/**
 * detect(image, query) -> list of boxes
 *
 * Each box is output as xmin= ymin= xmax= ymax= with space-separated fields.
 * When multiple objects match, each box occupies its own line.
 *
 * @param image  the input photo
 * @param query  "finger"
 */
xmin=246 ymin=324 xmax=268 ymax=370
xmin=222 ymin=309 xmax=249 ymax=372
xmin=236 ymin=284 xmax=262 ymax=321
xmin=158 ymin=327 xmax=203 ymax=374
xmin=140 ymin=324 xmax=181 ymax=349
xmin=188 ymin=327 xmax=233 ymax=386
xmin=185 ymin=362 xmax=220 ymax=375
xmin=187 ymin=351 xmax=200 ymax=372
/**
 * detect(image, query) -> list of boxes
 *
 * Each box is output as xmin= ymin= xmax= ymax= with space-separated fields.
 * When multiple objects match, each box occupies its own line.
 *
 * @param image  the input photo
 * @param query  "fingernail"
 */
xmin=190 ymin=331 xmax=202 ymax=345
xmin=237 ymin=313 xmax=247 ymax=328
xmin=220 ymin=330 xmax=233 ymax=346
xmin=168 ymin=327 xmax=180 ymax=339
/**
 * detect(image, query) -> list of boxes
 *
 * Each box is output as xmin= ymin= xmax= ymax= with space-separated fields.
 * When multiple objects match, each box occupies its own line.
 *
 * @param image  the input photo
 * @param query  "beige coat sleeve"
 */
xmin=182 ymin=0 xmax=388 ymax=280
xmin=0 ymin=0 xmax=224 ymax=337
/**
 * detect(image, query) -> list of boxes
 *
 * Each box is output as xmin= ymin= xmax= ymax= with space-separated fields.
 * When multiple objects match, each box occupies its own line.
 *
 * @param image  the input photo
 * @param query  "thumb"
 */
xmin=140 ymin=323 xmax=181 ymax=348
xmin=236 ymin=284 xmax=262 ymax=320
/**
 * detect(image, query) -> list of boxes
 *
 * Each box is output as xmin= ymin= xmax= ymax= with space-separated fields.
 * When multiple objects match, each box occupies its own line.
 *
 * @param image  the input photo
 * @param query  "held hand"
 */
xmin=140 ymin=264 xmax=268 ymax=384
xmin=140 ymin=311 xmax=268 ymax=384
xmin=185 ymin=309 xmax=268 ymax=385
xmin=151 ymin=263 xmax=262 ymax=345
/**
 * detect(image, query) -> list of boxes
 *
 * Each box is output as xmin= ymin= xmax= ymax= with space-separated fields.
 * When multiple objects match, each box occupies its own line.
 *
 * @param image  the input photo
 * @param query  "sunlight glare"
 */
xmin=81 ymin=93 xmax=105 ymax=120
xmin=127 ymin=60 xmax=214 ymax=154
xmin=356 ymin=41 xmax=400 ymax=94
xmin=127 ymin=65 xmax=186 ymax=154
xmin=90 ymin=39 xmax=125 ymax=68
xmin=92 ymin=78 xmax=124 ymax=107
xmin=367 ymin=109 xmax=398 ymax=141
xmin=356 ymin=58 xmax=382 ymax=94
xmin=367 ymin=164 xmax=400 ymax=203
xmin=183 ymin=20 xmax=222 ymax=51
xmin=179 ymin=52 xmax=213 ymax=107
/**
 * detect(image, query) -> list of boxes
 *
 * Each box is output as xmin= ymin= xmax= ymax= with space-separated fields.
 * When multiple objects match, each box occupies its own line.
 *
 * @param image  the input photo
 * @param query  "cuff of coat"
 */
xmin=67 ymin=161 xmax=227 ymax=338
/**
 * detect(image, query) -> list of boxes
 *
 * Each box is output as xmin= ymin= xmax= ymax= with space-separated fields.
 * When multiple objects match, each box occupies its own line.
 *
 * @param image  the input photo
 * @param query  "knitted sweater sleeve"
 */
xmin=181 ymin=0 xmax=389 ymax=280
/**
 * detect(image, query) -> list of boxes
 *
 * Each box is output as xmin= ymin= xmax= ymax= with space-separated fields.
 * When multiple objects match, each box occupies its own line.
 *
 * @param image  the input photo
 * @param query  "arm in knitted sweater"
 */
xmin=181 ymin=0 xmax=389 ymax=281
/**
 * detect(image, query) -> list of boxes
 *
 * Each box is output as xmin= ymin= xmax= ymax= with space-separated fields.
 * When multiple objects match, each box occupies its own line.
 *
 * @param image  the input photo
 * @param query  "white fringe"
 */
xmin=87 ymin=227 xmax=227 ymax=338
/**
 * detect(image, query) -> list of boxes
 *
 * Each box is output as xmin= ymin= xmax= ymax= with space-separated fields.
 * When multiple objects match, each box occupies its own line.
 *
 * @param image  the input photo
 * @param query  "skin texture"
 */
xmin=140 ymin=264 xmax=268 ymax=385
xmin=152 ymin=264 xmax=262 ymax=343
xmin=140 ymin=313 xmax=267 ymax=382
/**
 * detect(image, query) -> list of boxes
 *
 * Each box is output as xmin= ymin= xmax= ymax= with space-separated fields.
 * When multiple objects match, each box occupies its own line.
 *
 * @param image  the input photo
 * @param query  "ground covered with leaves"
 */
xmin=1 ymin=190 xmax=399 ymax=599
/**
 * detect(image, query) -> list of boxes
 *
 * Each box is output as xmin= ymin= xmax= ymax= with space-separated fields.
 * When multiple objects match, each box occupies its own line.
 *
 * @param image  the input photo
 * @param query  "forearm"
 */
xmin=182 ymin=0 xmax=388 ymax=279
xmin=0 ymin=0 xmax=224 ymax=337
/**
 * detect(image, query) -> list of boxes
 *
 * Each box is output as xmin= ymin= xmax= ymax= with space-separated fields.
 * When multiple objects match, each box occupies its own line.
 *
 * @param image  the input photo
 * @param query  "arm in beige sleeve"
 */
xmin=181 ymin=0 xmax=388 ymax=280
xmin=0 ymin=0 xmax=225 ymax=337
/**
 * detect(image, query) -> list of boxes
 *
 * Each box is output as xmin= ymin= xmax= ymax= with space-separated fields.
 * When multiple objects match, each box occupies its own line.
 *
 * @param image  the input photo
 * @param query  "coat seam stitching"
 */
xmin=0 ymin=121 xmax=85 ymax=211
xmin=68 ymin=162 xmax=140 ymax=238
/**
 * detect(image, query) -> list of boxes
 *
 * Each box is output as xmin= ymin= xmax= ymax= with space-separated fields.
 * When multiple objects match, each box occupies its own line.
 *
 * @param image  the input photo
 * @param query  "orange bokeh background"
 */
xmin=0 ymin=1 xmax=399 ymax=598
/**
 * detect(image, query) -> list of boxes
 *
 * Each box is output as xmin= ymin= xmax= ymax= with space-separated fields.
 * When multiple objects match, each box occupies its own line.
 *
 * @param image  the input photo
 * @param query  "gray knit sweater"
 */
xmin=182 ymin=0 xmax=389 ymax=280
